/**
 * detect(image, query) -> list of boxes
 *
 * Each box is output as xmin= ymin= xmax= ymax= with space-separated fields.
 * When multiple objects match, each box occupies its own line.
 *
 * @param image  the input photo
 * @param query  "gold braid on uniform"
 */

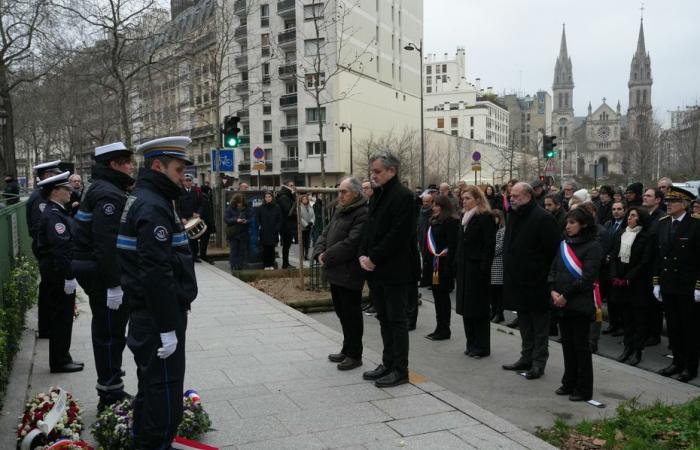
xmin=653 ymin=276 xmax=660 ymax=286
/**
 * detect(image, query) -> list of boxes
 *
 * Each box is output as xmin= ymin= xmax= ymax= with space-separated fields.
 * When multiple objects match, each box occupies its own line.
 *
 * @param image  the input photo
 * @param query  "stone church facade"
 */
xmin=552 ymin=20 xmax=652 ymax=179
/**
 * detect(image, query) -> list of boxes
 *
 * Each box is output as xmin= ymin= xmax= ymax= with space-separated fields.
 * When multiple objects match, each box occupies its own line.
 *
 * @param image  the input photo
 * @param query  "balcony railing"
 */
xmin=278 ymin=28 xmax=296 ymax=46
xmin=235 ymin=82 xmax=249 ymax=93
xmin=238 ymin=162 xmax=250 ymax=173
xmin=280 ymin=158 xmax=299 ymax=172
xmin=280 ymin=126 xmax=298 ymax=140
xmin=277 ymin=0 xmax=295 ymax=16
xmin=279 ymin=93 xmax=297 ymax=109
xmin=234 ymin=55 xmax=248 ymax=67
xmin=234 ymin=25 xmax=247 ymax=41
xmin=190 ymin=124 xmax=214 ymax=138
xmin=278 ymin=62 xmax=296 ymax=78
xmin=233 ymin=0 xmax=246 ymax=15
xmin=236 ymin=108 xmax=249 ymax=118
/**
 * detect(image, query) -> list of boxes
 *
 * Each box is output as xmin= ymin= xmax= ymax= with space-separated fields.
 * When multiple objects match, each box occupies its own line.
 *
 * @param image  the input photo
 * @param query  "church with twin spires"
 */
xmin=552 ymin=19 xmax=652 ymax=178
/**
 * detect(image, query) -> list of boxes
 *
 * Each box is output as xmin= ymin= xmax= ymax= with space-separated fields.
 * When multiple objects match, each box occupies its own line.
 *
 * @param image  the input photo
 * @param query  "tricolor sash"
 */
xmin=426 ymin=225 xmax=448 ymax=284
xmin=560 ymin=241 xmax=603 ymax=322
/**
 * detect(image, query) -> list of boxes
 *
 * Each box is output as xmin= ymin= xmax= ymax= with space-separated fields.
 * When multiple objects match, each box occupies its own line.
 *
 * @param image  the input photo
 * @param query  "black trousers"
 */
xmin=518 ymin=309 xmax=550 ymax=369
xmin=302 ymin=227 xmax=311 ymax=259
xmin=75 ymin=261 xmax=129 ymax=402
xmin=199 ymin=230 xmax=211 ymax=259
xmin=38 ymin=276 xmax=51 ymax=337
xmin=406 ymin=284 xmax=419 ymax=329
xmin=188 ymin=238 xmax=199 ymax=259
xmin=433 ymin=286 xmax=452 ymax=335
xmin=40 ymin=263 xmax=75 ymax=369
xmin=262 ymin=244 xmax=276 ymax=267
xmin=489 ymin=284 xmax=503 ymax=317
xmin=622 ymin=297 xmax=650 ymax=353
xmin=369 ymin=280 xmax=409 ymax=375
xmin=648 ymin=299 xmax=663 ymax=339
xmin=607 ymin=285 xmax=624 ymax=330
xmin=463 ymin=316 xmax=490 ymax=354
xmin=281 ymin=231 xmax=293 ymax=267
xmin=663 ymin=291 xmax=700 ymax=374
xmin=560 ymin=314 xmax=593 ymax=398
xmin=330 ymin=284 xmax=363 ymax=359
xmin=128 ymin=309 xmax=187 ymax=450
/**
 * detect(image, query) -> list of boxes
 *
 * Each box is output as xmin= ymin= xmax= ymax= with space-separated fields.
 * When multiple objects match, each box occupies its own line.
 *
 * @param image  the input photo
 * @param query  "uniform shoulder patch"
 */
xmin=55 ymin=223 xmax=66 ymax=235
xmin=39 ymin=202 xmax=46 ymax=213
xmin=153 ymin=225 xmax=169 ymax=242
xmin=103 ymin=203 xmax=116 ymax=215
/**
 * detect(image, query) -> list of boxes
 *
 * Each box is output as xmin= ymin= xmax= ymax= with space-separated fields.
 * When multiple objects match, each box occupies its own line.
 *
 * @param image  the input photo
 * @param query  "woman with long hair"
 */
xmin=225 ymin=193 xmax=251 ymax=271
xmin=257 ymin=191 xmax=282 ymax=270
xmin=548 ymin=207 xmax=602 ymax=401
xmin=299 ymin=194 xmax=315 ymax=259
xmin=423 ymin=194 xmax=460 ymax=340
xmin=609 ymin=206 xmax=653 ymax=366
xmin=455 ymin=185 xmax=496 ymax=357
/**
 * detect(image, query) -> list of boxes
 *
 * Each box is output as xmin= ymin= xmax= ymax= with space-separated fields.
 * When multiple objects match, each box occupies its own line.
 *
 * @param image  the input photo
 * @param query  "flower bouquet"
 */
xmin=17 ymin=388 xmax=83 ymax=449
xmin=178 ymin=391 xmax=212 ymax=440
xmin=38 ymin=439 xmax=92 ymax=449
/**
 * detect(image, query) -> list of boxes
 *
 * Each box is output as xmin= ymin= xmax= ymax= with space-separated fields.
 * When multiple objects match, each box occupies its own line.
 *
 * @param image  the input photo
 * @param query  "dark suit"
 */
xmin=603 ymin=219 xmax=626 ymax=331
xmin=361 ymin=176 xmax=419 ymax=376
xmin=178 ymin=187 xmax=202 ymax=257
xmin=653 ymin=213 xmax=700 ymax=375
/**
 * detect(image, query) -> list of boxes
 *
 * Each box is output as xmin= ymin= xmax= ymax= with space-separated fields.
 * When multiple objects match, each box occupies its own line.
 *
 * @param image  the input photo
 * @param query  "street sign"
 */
xmin=471 ymin=161 xmax=481 ymax=172
xmin=472 ymin=151 xmax=481 ymax=161
xmin=253 ymin=146 xmax=265 ymax=160
xmin=252 ymin=161 xmax=266 ymax=171
xmin=544 ymin=158 xmax=556 ymax=177
xmin=211 ymin=149 xmax=235 ymax=172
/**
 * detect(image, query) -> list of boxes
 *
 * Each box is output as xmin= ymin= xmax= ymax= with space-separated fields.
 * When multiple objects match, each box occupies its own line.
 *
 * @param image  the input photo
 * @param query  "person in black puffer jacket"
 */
xmin=548 ymin=207 xmax=602 ymax=402
xmin=257 ymin=191 xmax=282 ymax=269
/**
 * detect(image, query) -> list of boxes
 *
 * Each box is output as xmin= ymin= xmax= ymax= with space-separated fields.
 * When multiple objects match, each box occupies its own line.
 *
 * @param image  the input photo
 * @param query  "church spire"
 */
xmin=636 ymin=19 xmax=646 ymax=56
xmin=553 ymin=23 xmax=573 ymax=89
xmin=559 ymin=24 xmax=569 ymax=60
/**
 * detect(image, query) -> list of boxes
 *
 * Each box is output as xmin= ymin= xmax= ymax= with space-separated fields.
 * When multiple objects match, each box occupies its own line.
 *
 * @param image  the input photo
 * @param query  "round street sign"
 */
xmin=253 ymin=146 xmax=264 ymax=159
xmin=472 ymin=151 xmax=481 ymax=161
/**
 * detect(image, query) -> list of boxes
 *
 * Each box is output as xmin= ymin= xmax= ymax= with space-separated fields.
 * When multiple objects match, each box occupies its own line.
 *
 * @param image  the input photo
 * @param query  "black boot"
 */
xmin=627 ymin=350 xmax=642 ymax=366
xmin=616 ymin=347 xmax=633 ymax=363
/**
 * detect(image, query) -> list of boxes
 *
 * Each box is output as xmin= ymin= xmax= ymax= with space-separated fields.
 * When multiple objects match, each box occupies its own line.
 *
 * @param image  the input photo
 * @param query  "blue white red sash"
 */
xmin=426 ymin=225 xmax=448 ymax=284
xmin=560 ymin=240 xmax=602 ymax=321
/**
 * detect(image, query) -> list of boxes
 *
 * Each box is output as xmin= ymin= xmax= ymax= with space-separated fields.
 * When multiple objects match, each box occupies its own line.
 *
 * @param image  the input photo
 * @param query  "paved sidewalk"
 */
xmin=1 ymin=263 xmax=556 ymax=449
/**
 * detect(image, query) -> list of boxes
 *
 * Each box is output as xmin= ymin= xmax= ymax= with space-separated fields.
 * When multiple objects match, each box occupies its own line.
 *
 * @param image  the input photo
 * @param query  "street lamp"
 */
xmin=404 ymin=40 xmax=425 ymax=188
xmin=338 ymin=123 xmax=353 ymax=175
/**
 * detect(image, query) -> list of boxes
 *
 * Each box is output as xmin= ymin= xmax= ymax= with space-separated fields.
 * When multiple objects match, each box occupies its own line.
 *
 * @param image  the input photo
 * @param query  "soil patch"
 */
xmin=249 ymin=277 xmax=331 ymax=304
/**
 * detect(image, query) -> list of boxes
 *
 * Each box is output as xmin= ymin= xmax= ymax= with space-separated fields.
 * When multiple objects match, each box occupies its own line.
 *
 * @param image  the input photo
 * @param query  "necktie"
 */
xmin=670 ymin=219 xmax=680 ymax=240
xmin=613 ymin=221 xmax=621 ymax=233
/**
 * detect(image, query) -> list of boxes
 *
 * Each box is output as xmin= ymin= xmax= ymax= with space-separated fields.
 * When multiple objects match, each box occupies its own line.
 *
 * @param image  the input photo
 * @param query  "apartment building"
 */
xmin=224 ymin=0 xmax=423 ymax=186
xmin=500 ymin=91 xmax=552 ymax=154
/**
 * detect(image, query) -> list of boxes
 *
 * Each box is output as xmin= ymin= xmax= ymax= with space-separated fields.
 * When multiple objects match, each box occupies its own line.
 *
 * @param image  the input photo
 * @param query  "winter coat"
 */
xmin=199 ymin=191 xmax=216 ymax=233
xmin=548 ymin=227 xmax=602 ymax=319
xmin=276 ymin=186 xmax=297 ymax=235
xmin=490 ymin=226 xmax=505 ymax=286
xmin=312 ymin=197 xmax=368 ymax=291
xmin=455 ymin=211 xmax=496 ymax=318
xmin=256 ymin=201 xmax=282 ymax=246
xmin=502 ymin=200 xmax=560 ymax=312
xmin=417 ymin=206 xmax=432 ymax=253
xmin=420 ymin=216 xmax=459 ymax=291
xmin=299 ymin=203 xmax=315 ymax=229
xmin=178 ymin=187 xmax=201 ymax=219
xmin=609 ymin=229 xmax=653 ymax=305
xmin=224 ymin=205 xmax=251 ymax=240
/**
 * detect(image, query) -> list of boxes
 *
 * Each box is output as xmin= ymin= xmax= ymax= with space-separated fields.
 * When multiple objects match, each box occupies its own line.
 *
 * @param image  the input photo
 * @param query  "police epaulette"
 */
xmin=658 ymin=215 xmax=671 ymax=221
xmin=696 ymin=280 xmax=700 ymax=290
xmin=653 ymin=276 xmax=660 ymax=285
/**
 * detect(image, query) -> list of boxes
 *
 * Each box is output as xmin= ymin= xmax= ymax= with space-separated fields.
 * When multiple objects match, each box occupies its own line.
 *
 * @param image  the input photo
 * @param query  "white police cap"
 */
xmin=95 ymin=142 xmax=132 ymax=160
xmin=136 ymin=136 xmax=193 ymax=165
xmin=33 ymin=160 xmax=61 ymax=175
xmin=37 ymin=171 xmax=71 ymax=189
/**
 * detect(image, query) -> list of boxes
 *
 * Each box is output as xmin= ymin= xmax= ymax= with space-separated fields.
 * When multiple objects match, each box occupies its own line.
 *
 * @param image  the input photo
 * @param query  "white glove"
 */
xmin=106 ymin=286 xmax=124 ymax=310
xmin=653 ymin=285 xmax=662 ymax=302
xmin=695 ymin=289 xmax=700 ymax=303
xmin=64 ymin=279 xmax=77 ymax=295
xmin=157 ymin=331 xmax=178 ymax=359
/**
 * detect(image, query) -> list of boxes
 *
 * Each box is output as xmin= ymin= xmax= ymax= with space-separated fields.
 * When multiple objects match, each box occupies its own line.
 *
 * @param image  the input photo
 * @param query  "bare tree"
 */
xmin=625 ymin=111 xmax=661 ymax=184
xmin=674 ymin=107 xmax=700 ymax=176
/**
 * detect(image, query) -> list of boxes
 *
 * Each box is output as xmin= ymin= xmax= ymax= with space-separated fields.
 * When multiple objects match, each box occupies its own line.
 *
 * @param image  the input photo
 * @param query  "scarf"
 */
xmin=619 ymin=225 xmax=641 ymax=264
xmin=461 ymin=207 xmax=476 ymax=228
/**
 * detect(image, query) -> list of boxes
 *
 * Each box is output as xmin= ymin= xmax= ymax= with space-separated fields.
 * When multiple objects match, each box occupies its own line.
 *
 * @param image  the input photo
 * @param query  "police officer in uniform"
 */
xmin=73 ymin=142 xmax=135 ymax=411
xmin=118 ymin=137 xmax=198 ymax=450
xmin=653 ymin=186 xmax=700 ymax=383
xmin=36 ymin=171 xmax=84 ymax=373
xmin=27 ymin=160 xmax=62 ymax=338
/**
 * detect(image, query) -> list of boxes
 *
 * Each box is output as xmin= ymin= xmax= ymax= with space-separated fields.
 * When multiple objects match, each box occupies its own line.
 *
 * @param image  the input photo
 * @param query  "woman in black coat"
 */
xmin=455 ymin=185 xmax=496 ymax=357
xmin=548 ymin=208 xmax=602 ymax=402
xmin=422 ymin=194 xmax=459 ymax=340
xmin=609 ymin=206 xmax=653 ymax=366
xmin=225 ymin=194 xmax=252 ymax=270
xmin=257 ymin=191 xmax=282 ymax=269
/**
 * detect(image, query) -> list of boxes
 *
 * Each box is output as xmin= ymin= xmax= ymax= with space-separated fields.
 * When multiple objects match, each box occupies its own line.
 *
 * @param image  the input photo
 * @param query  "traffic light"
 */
xmin=222 ymin=115 xmax=241 ymax=148
xmin=543 ymin=135 xmax=558 ymax=159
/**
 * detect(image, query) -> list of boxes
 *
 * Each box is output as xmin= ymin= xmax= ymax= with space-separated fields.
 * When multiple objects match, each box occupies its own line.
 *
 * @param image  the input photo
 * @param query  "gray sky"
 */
xmin=424 ymin=0 xmax=700 ymax=126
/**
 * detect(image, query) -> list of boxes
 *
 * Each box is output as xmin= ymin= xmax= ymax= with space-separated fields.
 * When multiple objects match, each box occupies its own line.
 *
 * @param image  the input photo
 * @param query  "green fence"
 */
xmin=0 ymin=201 xmax=33 ymax=305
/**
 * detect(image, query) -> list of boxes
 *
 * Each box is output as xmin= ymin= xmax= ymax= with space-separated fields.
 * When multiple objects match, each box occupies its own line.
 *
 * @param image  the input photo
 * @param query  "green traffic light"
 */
xmin=226 ymin=136 xmax=240 ymax=147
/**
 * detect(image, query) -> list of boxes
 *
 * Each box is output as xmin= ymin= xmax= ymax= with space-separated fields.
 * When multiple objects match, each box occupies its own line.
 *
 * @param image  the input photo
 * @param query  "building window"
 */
xmin=306 ymin=141 xmax=327 ymax=156
xmin=642 ymin=89 xmax=647 ymax=105
xmin=305 ymin=72 xmax=325 ymax=88
xmin=451 ymin=117 xmax=458 ymax=128
xmin=263 ymin=120 xmax=272 ymax=133
xmin=470 ymin=129 xmax=474 ymax=139
xmin=425 ymin=77 xmax=431 ymax=85
xmin=285 ymin=81 xmax=297 ymax=94
xmin=436 ymin=65 xmax=440 ymax=74
xmin=304 ymin=38 xmax=324 ymax=56
xmin=263 ymin=104 xmax=271 ymax=115
xmin=287 ymin=145 xmax=298 ymax=159
xmin=426 ymin=87 xmax=432 ymax=93
xmin=437 ymin=118 xmax=444 ymax=129
xmin=451 ymin=130 xmax=458 ymax=136
xmin=470 ymin=117 xmax=474 ymax=127
xmin=260 ymin=4 xmax=269 ymax=27
xmin=303 ymin=3 xmax=323 ymax=20
xmin=442 ymin=64 xmax=447 ymax=72
xmin=286 ymin=114 xmax=298 ymax=126
xmin=426 ymin=66 xmax=431 ymax=74
xmin=305 ymin=107 xmax=326 ymax=123
xmin=261 ymin=33 xmax=270 ymax=47
xmin=564 ymin=93 xmax=569 ymax=107
xmin=442 ymin=75 xmax=447 ymax=83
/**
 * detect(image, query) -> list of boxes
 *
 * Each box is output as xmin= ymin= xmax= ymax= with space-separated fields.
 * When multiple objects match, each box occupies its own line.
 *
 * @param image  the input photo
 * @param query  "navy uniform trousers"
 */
xmin=39 ymin=260 xmax=75 ymax=369
xmin=128 ymin=308 xmax=187 ymax=450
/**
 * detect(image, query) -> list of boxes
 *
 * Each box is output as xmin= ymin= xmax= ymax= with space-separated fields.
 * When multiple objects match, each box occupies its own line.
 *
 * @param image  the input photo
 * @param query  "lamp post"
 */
xmin=338 ymin=123 xmax=353 ymax=175
xmin=404 ymin=40 xmax=424 ymax=188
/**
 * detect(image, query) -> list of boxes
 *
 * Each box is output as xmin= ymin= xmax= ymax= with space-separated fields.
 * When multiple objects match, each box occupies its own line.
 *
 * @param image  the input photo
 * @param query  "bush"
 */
xmin=0 ymin=257 xmax=39 ymax=407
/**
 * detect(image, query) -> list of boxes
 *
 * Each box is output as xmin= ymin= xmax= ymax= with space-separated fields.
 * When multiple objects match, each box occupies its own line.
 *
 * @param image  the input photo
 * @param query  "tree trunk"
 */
xmin=0 ymin=66 xmax=17 ymax=179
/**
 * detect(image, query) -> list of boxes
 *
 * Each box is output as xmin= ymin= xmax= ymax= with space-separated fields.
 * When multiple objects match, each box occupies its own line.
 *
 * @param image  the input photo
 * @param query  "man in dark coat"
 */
xmin=276 ymin=180 xmax=297 ymax=268
xmin=531 ymin=179 xmax=546 ymax=208
xmin=596 ymin=185 xmax=614 ymax=225
xmin=501 ymin=182 xmax=560 ymax=379
xmin=198 ymin=184 xmax=216 ymax=262
xmin=178 ymin=174 xmax=202 ymax=261
xmin=359 ymin=151 xmax=419 ymax=388
xmin=625 ymin=182 xmax=643 ymax=208
xmin=601 ymin=201 xmax=627 ymax=335
xmin=3 ymin=175 xmax=20 ymax=205
xmin=642 ymin=187 xmax=666 ymax=345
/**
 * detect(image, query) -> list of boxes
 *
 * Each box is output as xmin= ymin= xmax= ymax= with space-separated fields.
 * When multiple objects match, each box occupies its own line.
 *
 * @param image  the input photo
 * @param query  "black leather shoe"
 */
xmin=363 ymin=364 xmax=392 ymax=381
xmin=328 ymin=353 xmax=345 ymax=363
xmin=429 ymin=333 xmax=451 ymax=341
xmin=502 ymin=360 xmax=531 ymax=371
xmin=337 ymin=357 xmax=362 ymax=371
xmin=617 ymin=347 xmax=633 ymax=362
xmin=425 ymin=333 xmax=435 ymax=340
xmin=569 ymin=394 xmax=591 ymax=402
xmin=658 ymin=364 xmax=684 ymax=377
xmin=525 ymin=367 xmax=544 ymax=380
xmin=50 ymin=363 xmax=84 ymax=373
xmin=506 ymin=318 xmax=519 ymax=329
xmin=374 ymin=371 xmax=409 ymax=388
xmin=555 ymin=386 xmax=573 ymax=396
xmin=674 ymin=370 xmax=697 ymax=383
xmin=627 ymin=351 xmax=642 ymax=366
xmin=469 ymin=351 xmax=490 ymax=359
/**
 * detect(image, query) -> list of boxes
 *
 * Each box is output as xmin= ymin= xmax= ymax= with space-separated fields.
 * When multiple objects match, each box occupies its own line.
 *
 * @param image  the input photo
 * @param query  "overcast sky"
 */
xmin=423 ymin=0 xmax=700 ymax=126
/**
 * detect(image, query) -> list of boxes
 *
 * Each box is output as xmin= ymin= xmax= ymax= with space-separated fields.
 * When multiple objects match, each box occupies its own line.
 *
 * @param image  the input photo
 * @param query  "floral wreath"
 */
xmin=17 ymin=387 xmax=85 ymax=449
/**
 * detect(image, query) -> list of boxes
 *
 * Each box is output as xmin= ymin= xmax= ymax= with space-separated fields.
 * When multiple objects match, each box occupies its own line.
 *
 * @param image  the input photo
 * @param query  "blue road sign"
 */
xmin=212 ymin=149 xmax=235 ymax=172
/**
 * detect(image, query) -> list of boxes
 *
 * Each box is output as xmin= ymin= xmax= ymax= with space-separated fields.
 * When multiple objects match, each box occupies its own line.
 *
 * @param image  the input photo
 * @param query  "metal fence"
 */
xmin=0 ymin=201 xmax=33 ymax=305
